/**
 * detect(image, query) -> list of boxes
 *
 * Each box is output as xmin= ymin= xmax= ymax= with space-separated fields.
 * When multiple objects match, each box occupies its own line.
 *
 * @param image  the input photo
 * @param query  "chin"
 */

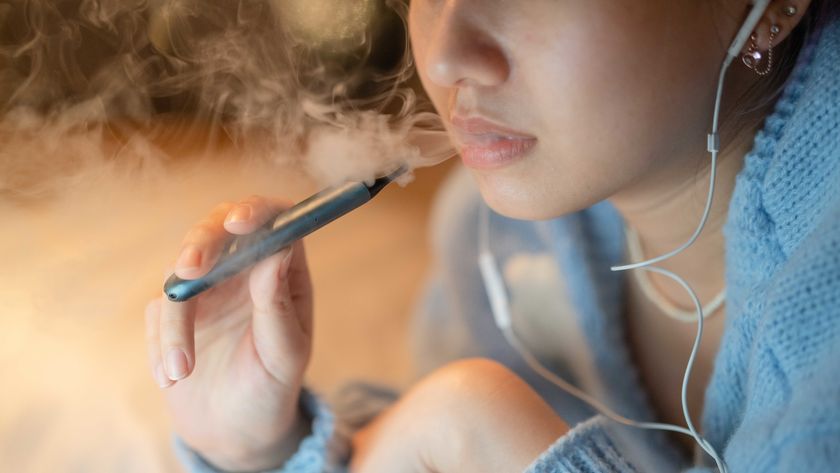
xmin=474 ymin=173 xmax=587 ymax=221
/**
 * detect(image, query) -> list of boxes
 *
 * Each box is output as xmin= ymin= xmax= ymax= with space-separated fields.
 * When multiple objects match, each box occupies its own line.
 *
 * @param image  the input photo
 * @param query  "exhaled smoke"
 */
xmin=0 ymin=0 xmax=454 ymax=200
xmin=0 ymin=4 xmax=453 ymax=469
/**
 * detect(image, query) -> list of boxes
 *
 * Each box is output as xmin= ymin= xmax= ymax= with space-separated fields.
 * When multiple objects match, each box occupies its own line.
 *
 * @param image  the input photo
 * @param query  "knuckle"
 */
xmin=144 ymin=327 xmax=158 ymax=345
xmin=145 ymin=330 xmax=159 ymax=347
xmin=159 ymin=311 xmax=185 ymax=329
xmin=214 ymin=201 xmax=236 ymax=214
xmin=273 ymin=198 xmax=293 ymax=209
xmin=145 ymin=334 xmax=160 ymax=355
xmin=144 ymin=300 xmax=161 ymax=332
xmin=243 ymin=194 xmax=266 ymax=206
xmin=183 ymin=223 xmax=216 ymax=245
xmin=239 ymin=196 xmax=272 ymax=218
xmin=248 ymin=195 xmax=292 ymax=218
xmin=275 ymin=296 xmax=293 ymax=314
xmin=158 ymin=316 xmax=188 ymax=342
xmin=144 ymin=299 xmax=161 ymax=321
xmin=208 ymin=202 xmax=237 ymax=224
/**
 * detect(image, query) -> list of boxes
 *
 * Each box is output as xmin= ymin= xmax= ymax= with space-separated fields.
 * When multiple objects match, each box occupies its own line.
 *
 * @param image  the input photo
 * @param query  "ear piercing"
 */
xmin=742 ymin=24 xmax=780 ymax=76
xmin=743 ymin=2 xmax=796 ymax=75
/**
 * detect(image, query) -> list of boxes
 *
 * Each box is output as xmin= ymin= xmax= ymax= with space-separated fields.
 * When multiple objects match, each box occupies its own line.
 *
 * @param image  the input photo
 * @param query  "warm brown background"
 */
xmin=0 ymin=149 xmax=455 ymax=472
xmin=0 ymin=0 xmax=454 ymax=469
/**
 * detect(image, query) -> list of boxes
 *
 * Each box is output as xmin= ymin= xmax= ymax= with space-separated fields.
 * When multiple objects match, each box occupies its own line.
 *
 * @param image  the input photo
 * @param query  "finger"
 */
xmin=144 ymin=299 xmax=174 ymax=388
xmin=223 ymin=195 xmax=291 ymax=235
xmin=252 ymin=239 xmax=313 ymax=336
xmin=284 ymin=239 xmax=313 ymax=336
xmin=229 ymin=196 xmax=313 ymax=336
xmin=159 ymin=294 xmax=197 ymax=382
xmin=174 ymin=202 xmax=236 ymax=280
xmin=248 ymin=242 xmax=311 ymax=385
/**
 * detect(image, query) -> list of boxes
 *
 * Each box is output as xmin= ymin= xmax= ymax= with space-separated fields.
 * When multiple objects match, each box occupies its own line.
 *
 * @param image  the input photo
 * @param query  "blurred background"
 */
xmin=0 ymin=0 xmax=456 ymax=471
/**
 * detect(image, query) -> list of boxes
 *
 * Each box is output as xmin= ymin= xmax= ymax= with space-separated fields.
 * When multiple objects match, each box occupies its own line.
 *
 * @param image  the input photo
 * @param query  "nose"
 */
xmin=423 ymin=5 xmax=510 ymax=89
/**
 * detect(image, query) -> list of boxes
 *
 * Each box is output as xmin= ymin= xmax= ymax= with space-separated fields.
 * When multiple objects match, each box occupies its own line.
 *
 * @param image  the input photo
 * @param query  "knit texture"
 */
xmin=174 ymin=390 xmax=348 ymax=472
xmin=527 ymin=13 xmax=840 ymax=472
xmin=177 ymin=14 xmax=840 ymax=473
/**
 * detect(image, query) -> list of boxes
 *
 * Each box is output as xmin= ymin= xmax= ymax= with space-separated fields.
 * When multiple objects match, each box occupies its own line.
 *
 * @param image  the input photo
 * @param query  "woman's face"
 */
xmin=409 ymin=0 xmax=752 ymax=220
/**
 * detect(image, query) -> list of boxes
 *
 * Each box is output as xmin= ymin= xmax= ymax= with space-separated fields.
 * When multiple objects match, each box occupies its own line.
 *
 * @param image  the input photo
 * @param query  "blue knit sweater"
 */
xmin=177 ymin=14 xmax=840 ymax=473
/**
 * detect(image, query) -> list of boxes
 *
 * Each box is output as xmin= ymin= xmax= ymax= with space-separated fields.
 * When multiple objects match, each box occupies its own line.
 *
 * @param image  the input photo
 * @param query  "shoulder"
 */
xmin=726 ymin=17 xmax=840 ymax=313
xmin=729 ymin=16 xmax=840 ymax=256
xmin=714 ymin=22 xmax=840 ymax=448
xmin=762 ymin=197 xmax=840 ymax=377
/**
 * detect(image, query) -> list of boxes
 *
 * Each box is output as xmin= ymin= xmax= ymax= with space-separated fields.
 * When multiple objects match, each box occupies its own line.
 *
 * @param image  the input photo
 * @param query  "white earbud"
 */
xmin=730 ymin=0 xmax=772 ymax=59
xmin=478 ymin=251 xmax=513 ymax=330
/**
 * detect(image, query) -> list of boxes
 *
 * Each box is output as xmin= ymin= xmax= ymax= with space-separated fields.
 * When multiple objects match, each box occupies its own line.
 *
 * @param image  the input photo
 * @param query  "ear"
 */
xmin=744 ymin=0 xmax=814 ymax=53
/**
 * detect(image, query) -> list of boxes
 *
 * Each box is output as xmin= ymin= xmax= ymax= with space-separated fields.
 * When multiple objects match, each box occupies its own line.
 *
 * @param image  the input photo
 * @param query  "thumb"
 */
xmin=248 ymin=245 xmax=311 ymax=386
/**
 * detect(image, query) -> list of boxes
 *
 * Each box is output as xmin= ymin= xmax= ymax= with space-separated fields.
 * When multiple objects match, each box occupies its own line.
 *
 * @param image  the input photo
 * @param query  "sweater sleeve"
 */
xmin=526 ymin=204 xmax=840 ymax=473
xmin=524 ymin=414 xmax=706 ymax=473
xmin=524 ymin=416 xmax=640 ymax=473
xmin=526 ymin=347 xmax=840 ymax=473
xmin=723 ymin=201 xmax=840 ymax=473
xmin=173 ymin=389 xmax=350 ymax=473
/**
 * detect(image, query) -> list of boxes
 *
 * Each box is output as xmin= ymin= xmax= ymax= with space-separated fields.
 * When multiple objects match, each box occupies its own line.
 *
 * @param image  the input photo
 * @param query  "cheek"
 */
xmin=477 ymin=14 xmax=720 ymax=219
xmin=408 ymin=5 xmax=452 ymax=122
xmin=534 ymin=25 xmax=698 ymax=166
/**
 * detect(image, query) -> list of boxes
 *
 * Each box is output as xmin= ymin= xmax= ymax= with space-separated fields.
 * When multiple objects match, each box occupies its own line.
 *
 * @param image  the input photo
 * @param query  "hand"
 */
xmin=144 ymin=196 xmax=314 ymax=471
xmin=350 ymin=358 xmax=568 ymax=473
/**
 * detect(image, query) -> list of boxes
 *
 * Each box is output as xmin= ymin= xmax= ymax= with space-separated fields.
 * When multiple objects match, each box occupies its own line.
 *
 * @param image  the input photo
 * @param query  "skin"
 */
xmin=351 ymin=359 xmax=568 ymax=473
xmin=145 ymin=0 xmax=812 ymax=471
xmin=408 ymin=0 xmax=810 ymax=454
xmin=146 ymin=198 xmax=315 ymax=471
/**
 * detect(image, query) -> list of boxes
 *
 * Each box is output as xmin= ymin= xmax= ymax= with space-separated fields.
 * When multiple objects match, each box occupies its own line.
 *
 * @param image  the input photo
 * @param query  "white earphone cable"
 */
xmin=479 ymin=204 xmax=726 ymax=473
xmin=477 ymin=3 xmax=771 ymax=471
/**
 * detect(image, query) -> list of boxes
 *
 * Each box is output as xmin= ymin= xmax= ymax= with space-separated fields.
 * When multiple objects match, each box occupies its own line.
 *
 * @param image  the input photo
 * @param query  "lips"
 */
xmin=450 ymin=115 xmax=537 ymax=170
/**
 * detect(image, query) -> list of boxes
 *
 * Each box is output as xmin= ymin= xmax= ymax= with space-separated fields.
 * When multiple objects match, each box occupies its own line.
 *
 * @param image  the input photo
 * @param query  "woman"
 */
xmin=146 ymin=0 xmax=840 ymax=471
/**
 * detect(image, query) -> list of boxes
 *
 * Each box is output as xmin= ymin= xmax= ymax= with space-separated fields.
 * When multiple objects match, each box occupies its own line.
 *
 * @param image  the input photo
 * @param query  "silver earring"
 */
xmin=782 ymin=4 xmax=798 ymax=17
xmin=742 ymin=24 xmax=780 ymax=76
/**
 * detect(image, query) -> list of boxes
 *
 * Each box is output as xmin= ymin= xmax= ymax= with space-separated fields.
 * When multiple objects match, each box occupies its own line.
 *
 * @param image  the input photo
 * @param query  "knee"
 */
xmin=418 ymin=358 xmax=538 ymax=412
xmin=415 ymin=358 xmax=567 ymax=457
xmin=435 ymin=357 xmax=520 ymax=388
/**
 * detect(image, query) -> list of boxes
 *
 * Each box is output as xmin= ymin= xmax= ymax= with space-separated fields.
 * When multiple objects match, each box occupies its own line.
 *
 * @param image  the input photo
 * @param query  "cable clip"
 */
xmin=707 ymin=133 xmax=720 ymax=153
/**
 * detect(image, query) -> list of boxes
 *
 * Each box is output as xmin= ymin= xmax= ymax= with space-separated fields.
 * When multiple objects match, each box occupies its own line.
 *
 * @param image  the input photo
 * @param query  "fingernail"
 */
xmin=225 ymin=205 xmax=252 ymax=225
xmin=176 ymin=246 xmax=201 ymax=271
xmin=155 ymin=363 xmax=173 ymax=388
xmin=165 ymin=348 xmax=189 ymax=380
